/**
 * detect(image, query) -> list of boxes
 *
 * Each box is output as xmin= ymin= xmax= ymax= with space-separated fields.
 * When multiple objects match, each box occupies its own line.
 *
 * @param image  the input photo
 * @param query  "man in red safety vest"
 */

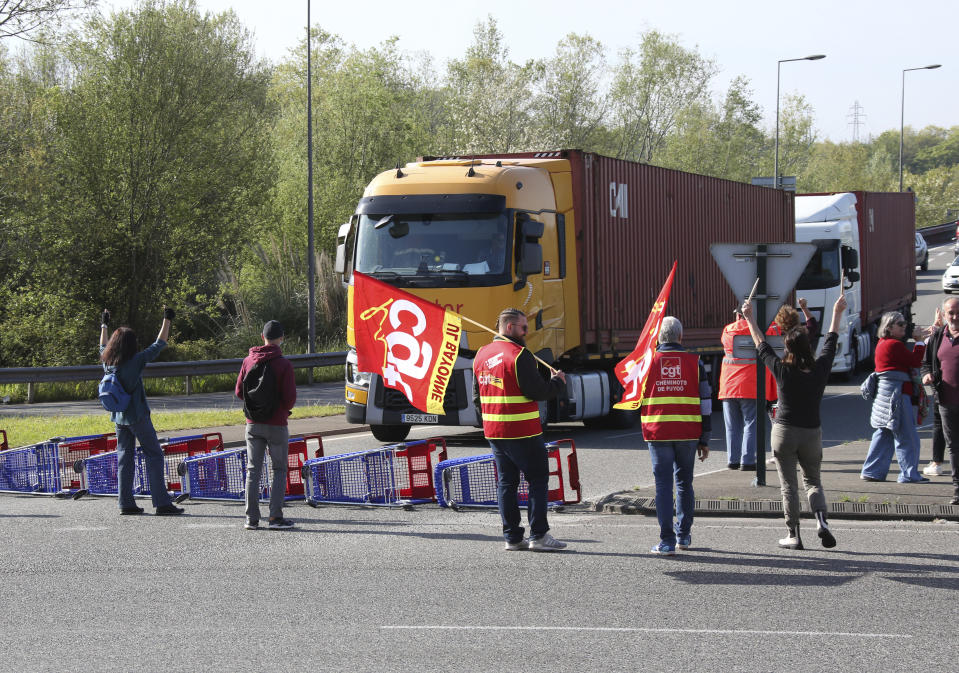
xmin=641 ymin=316 xmax=711 ymax=555
xmin=472 ymin=308 xmax=568 ymax=552
xmin=719 ymin=310 xmax=779 ymax=471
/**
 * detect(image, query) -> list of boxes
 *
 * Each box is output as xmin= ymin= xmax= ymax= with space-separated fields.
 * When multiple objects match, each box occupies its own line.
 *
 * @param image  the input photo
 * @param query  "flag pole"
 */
xmin=457 ymin=314 xmax=559 ymax=375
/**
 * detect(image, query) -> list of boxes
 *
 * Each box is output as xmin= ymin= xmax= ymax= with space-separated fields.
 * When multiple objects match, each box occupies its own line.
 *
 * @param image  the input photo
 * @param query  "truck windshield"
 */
xmin=796 ymin=239 xmax=841 ymax=290
xmin=354 ymin=213 xmax=510 ymax=287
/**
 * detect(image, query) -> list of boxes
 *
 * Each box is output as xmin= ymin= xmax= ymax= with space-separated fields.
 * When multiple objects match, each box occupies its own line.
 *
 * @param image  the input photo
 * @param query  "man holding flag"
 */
xmin=640 ymin=316 xmax=711 ymax=555
xmin=612 ymin=262 xmax=710 ymax=555
xmin=472 ymin=308 xmax=568 ymax=552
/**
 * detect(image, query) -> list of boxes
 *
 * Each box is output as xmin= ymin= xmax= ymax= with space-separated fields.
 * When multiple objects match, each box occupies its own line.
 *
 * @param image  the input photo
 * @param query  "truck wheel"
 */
xmin=370 ymin=424 xmax=411 ymax=443
xmin=582 ymin=408 xmax=638 ymax=430
xmin=607 ymin=408 xmax=639 ymax=429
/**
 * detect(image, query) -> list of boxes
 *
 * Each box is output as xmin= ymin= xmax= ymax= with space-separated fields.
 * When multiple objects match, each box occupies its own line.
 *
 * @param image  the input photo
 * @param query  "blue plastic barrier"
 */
xmin=433 ymin=439 xmax=581 ymax=510
xmin=0 ymin=441 xmax=62 ymax=495
xmin=301 ymin=438 xmax=447 ymax=508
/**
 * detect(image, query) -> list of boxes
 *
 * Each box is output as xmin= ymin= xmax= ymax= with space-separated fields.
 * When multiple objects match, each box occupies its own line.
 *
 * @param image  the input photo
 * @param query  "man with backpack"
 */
xmin=235 ymin=320 xmax=297 ymax=530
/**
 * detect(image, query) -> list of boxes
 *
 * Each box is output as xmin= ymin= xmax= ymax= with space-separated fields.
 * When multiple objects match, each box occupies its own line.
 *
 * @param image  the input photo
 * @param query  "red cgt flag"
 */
xmin=614 ymin=261 xmax=678 ymax=410
xmin=352 ymin=272 xmax=462 ymax=415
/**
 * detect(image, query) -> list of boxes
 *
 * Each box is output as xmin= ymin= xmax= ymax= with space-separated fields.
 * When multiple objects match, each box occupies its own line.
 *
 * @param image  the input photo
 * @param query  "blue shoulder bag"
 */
xmin=98 ymin=371 xmax=131 ymax=412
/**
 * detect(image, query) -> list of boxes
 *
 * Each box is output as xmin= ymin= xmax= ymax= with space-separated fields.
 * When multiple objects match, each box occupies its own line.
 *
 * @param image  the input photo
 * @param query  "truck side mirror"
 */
xmin=334 ymin=222 xmax=351 ymax=276
xmin=518 ymin=243 xmax=543 ymax=275
xmin=841 ymin=245 xmax=858 ymax=271
xmin=845 ymin=270 xmax=860 ymax=283
xmin=515 ymin=213 xmax=544 ymax=281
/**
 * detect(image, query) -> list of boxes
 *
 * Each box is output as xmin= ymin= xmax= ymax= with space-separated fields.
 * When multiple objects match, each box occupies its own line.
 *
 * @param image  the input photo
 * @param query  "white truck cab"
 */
xmin=795 ymin=193 xmax=872 ymax=373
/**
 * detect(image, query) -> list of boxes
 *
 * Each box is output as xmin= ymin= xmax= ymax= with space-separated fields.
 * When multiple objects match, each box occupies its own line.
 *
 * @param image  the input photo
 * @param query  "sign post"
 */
xmin=710 ymin=242 xmax=816 ymax=486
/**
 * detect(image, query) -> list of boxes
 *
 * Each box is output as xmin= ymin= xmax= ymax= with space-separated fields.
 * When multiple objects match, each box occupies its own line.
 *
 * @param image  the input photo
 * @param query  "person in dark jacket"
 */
xmin=472 ymin=308 xmax=567 ymax=551
xmin=921 ymin=297 xmax=959 ymax=505
xmin=742 ymin=293 xmax=846 ymax=550
xmin=235 ymin=320 xmax=297 ymax=530
xmin=99 ymin=307 xmax=184 ymax=516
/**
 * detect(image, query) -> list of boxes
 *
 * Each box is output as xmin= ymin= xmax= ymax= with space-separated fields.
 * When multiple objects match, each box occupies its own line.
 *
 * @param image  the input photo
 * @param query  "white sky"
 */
xmin=104 ymin=0 xmax=954 ymax=143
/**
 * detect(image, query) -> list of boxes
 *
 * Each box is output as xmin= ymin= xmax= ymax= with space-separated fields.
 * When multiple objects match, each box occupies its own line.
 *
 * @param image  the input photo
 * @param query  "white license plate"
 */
xmin=401 ymin=413 xmax=439 ymax=424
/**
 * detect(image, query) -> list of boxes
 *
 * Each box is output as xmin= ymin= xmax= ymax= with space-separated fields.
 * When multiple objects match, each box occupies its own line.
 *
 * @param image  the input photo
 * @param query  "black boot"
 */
xmin=815 ymin=511 xmax=836 ymax=548
xmin=778 ymin=525 xmax=804 ymax=550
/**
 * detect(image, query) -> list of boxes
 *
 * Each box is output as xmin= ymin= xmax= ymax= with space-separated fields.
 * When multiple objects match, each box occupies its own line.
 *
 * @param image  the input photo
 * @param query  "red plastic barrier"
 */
xmin=396 ymin=436 xmax=448 ymax=501
xmin=57 ymin=433 xmax=117 ymax=492
xmin=283 ymin=433 xmax=325 ymax=497
xmin=161 ymin=433 xmax=224 ymax=492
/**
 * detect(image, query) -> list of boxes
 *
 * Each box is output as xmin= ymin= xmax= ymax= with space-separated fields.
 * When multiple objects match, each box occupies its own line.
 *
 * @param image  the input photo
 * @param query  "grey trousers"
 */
xmin=771 ymin=423 xmax=828 ymax=528
xmin=244 ymin=423 xmax=290 ymax=521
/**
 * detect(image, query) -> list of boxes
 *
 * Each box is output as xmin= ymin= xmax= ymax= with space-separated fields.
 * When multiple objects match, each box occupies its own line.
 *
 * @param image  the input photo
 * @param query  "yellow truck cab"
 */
xmin=336 ymin=150 xmax=794 ymax=442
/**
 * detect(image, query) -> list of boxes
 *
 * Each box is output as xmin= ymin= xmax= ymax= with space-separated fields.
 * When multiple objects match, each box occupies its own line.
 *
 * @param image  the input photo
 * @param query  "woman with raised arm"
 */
xmin=741 ymin=293 xmax=846 ymax=550
xmin=99 ymin=307 xmax=184 ymax=516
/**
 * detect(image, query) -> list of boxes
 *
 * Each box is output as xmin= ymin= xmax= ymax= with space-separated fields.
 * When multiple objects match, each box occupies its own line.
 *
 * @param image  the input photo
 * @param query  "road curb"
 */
xmin=588 ymin=495 xmax=959 ymax=522
xmin=222 ymin=425 xmax=371 ymax=449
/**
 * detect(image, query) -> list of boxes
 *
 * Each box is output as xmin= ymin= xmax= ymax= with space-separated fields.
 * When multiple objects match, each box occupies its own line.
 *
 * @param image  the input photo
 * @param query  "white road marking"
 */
xmin=57 ymin=526 xmax=108 ymax=532
xmin=381 ymin=625 xmax=911 ymax=638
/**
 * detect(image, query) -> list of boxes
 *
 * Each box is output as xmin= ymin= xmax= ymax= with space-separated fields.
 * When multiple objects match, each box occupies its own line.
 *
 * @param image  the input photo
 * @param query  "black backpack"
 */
xmin=242 ymin=360 xmax=279 ymax=422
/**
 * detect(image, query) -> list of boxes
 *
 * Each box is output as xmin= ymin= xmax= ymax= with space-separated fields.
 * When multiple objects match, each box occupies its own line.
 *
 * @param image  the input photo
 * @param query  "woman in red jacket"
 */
xmin=860 ymin=312 xmax=929 ymax=483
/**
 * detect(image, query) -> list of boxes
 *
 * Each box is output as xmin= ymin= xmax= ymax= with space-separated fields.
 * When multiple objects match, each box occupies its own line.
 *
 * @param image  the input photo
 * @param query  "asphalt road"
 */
xmin=1 ymin=495 xmax=955 ymax=673
xmin=1 ymin=245 xmax=956 ymax=672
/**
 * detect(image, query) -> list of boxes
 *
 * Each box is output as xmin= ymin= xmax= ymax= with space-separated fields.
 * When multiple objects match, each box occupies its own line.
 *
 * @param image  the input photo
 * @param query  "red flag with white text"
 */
xmin=613 ymin=261 xmax=678 ymax=410
xmin=352 ymin=272 xmax=462 ymax=415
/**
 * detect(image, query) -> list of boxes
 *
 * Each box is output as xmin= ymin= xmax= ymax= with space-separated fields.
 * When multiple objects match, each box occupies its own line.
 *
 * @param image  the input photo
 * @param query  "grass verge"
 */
xmin=0 ymin=404 xmax=344 ymax=447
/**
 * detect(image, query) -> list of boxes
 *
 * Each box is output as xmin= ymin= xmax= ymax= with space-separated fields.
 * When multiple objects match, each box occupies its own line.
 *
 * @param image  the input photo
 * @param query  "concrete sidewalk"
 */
xmin=591 ymin=438 xmax=959 ymax=521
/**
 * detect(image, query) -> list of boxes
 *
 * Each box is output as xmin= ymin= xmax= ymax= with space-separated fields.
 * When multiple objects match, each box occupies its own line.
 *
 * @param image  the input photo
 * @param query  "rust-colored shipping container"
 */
xmin=568 ymin=151 xmax=795 ymax=352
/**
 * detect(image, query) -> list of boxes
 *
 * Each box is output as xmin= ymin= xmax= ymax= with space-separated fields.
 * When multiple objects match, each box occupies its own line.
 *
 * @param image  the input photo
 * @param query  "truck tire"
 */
xmin=582 ymin=407 xmax=638 ymax=430
xmin=370 ymin=424 xmax=411 ymax=443
xmin=850 ymin=338 xmax=861 ymax=377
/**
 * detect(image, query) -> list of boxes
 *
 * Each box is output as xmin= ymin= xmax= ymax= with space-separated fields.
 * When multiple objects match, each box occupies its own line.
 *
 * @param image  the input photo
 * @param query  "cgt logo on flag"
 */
xmin=352 ymin=272 xmax=462 ymax=415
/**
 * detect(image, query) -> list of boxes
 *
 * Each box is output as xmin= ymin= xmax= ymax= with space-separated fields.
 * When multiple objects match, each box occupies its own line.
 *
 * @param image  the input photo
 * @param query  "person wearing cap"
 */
xmin=235 ymin=320 xmax=297 ymax=530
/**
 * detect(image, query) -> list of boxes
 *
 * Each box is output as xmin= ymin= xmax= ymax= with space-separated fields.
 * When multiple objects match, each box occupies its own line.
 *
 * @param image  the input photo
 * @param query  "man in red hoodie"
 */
xmin=235 ymin=320 xmax=297 ymax=530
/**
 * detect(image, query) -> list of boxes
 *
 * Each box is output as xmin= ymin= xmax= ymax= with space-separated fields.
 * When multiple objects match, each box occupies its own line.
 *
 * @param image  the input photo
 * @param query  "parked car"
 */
xmin=942 ymin=256 xmax=959 ymax=293
xmin=915 ymin=231 xmax=928 ymax=270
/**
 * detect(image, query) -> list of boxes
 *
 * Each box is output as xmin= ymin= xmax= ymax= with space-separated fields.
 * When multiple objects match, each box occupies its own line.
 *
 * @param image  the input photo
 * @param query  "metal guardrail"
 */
xmin=919 ymin=221 xmax=956 ymax=245
xmin=0 ymin=352 xmax=348 ymax=403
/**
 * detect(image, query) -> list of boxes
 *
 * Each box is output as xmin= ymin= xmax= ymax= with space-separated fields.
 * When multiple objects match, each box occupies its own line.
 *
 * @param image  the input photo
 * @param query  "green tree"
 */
xmin=531 ymin=33 xmax=608 ymax=150
xmin=659 ymin=76 xmax=765 ymax=181
xmin=443 ymin=16 xmax=538 ymax=153
xmin=0 ymin=0 xmax=276 ymax=365
xmin=772 ymin=93 xmax=817 ymax=185
xmin=605 ymin=30 xmax=717 ymax=163
xmin=0 ymin=0 xmax=95 ymax=40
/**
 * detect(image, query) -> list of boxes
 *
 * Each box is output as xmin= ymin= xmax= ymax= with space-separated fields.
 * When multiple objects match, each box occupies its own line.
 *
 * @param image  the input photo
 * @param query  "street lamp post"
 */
xmin=307 ymin=1 xmax=316 ymax=363
xmin=774 ymin=54 xmax=825 ymax=190
xmin=900 ymin=64 xmax=941 ymax=192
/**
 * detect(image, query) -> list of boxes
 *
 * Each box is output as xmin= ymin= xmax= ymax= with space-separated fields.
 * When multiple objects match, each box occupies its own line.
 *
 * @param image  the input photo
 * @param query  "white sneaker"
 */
xmin=529 ymin=533 xmax=568 ymax=552
xmin=923 ymin=462 xmax=943 ymax=476
xmin=504 ymin=539 xmax=529 ymax=551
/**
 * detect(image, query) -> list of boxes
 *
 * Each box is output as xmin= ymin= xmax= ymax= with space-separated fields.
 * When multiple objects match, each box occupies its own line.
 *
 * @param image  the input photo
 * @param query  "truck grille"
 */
xmin=375 ymin=370 xmax=467 ymax=414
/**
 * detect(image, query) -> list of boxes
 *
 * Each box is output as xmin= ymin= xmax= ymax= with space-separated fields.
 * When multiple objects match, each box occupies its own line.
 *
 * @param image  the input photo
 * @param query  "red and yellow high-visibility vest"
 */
xmin=641 ymin=350 xmax=702 ymax=442
xmin=474 ymin=339 xmax=542 ymax=439
xmin=719 ymin=319 xmax=778 ymax=402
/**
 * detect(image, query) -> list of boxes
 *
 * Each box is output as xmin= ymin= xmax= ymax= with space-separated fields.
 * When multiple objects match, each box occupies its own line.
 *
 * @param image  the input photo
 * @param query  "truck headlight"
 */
xmin=347 ymin=362 xmax=371 ymax=387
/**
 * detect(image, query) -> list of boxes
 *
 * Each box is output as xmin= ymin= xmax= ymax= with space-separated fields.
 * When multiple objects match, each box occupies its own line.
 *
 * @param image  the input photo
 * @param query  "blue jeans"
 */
xmin=245 ymin=423 xmax=290 ymax=522
xmin=648 ymin=440 xmax=698 ymax=544
xmin=115 ymin=416 xmax=172 ymax=509
xmin=862 ymin=396 xmax=922 ymax=482
xmin=723 ymin=398 xmax=757 ymax=465
xmin=489 ymin=436 xmax=550 ymax=543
